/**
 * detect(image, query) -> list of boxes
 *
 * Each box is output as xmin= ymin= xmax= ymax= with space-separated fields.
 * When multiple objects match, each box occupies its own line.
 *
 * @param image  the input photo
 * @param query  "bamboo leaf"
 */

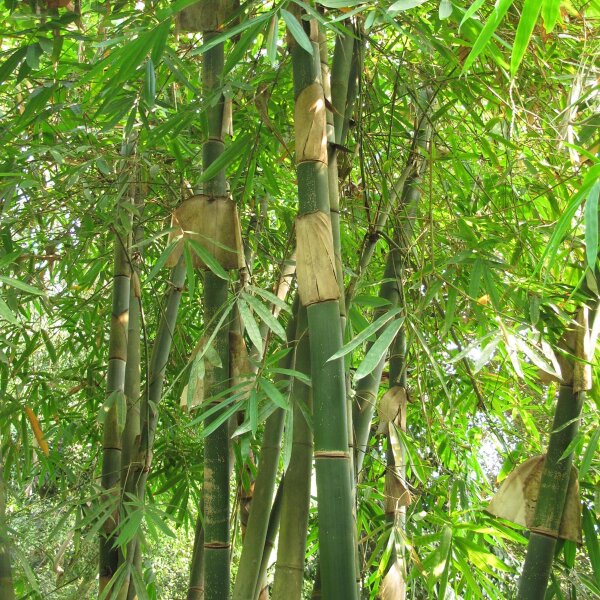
xmin=0 ymin=275 xmax=44 ymax=295
xmin=585 ymin=181 xmax=600 ymax=270
xmin=459 ymin=0 xmax=486 ymax=31
xmin=187 ymin=239 xmax=230 ymax=280
xmin=246 ymin=285 xmax=291 ymax=313
xmin=242 ymin=293 xmax=287 ymax=341
xmin=511 ymin=0 xmax=542 ymax=76
xmin=197 ymin=133 xmax=251 ymax=184
xmin=328 ymin=307 xmax=403 ymax=362
xmin=541 ymin=0 xmax=561 ymax=33
xmin=266 ymin=15 xmax=279 ymax=65
xmin=238 ymin=298 xmax=263 ymax=354
xmin=281 ymin=9 xmax=313 ymax=55
xmin=248 ymin=389 xmax=258 ymax=435
xmin=354 ymin=318 xmax=404 ymax=380
xmin=0 ymin=297 xmax=18 ymax=324
xmin=439 ymin=0 xmax=453 ymax=20
xmin=147 ymin=240 xmax=179 ymax=281
xmin=583 ymin=506 xmax=600 ymax=586
xmin=144 ymin=58 xmax=156 ymax=108
xmin=462 ymin=0 xmax=515 ymax=74
xmin=260 ymin=377 xmax=289 ymax=409
xmin=537 ymin=164 xmax=600 ymax=273
xmin=389 ymin=0 xmax=428 ymax=11
xmin=580 ymin=428 xmax=600 ymax=478
xmin=558 ymin=432 xmax=583 ymax=461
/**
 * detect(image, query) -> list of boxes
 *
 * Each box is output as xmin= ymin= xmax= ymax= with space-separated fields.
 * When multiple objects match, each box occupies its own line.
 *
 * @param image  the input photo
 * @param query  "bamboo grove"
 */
xmin=0 ymin=0 xmax=599 ymax=599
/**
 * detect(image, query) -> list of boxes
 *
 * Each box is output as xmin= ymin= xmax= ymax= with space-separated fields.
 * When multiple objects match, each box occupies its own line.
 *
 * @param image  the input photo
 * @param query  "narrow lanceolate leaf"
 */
xmin=510 ymin=0 xmax=542 ymax=76
xmin=462 ymin=0 xmax=515 ymax=74
xmin=388 ymin=0 xmax=428 ymax=11
xmin=580 ymin=428 xmax=600 ymax=478
xmin=242 ymin=293 xmax=287 ymax=341
xmin=459 ymin=0 xmax=485 ymax=30
xmin=266 ymin=15 xmax=279 ymax=65
xmin=355 ymin=318 xmax=404 ymax=380
xmin=538 ymin=165 xmax=600 ymax=273
xmin=148 ymin=240 xmax=179 ymax=281
xmin=197 ymin=133 xmax=252 ymax=184
xmin=238 ymin=298 xmax=263 ymax=354
xmin=583 ymin=506 xmax=600 ymax=586
xmin=144 ymin=58 xmax=156 ymax=108
xmin=585 ymin=181 xmax=600 ymax=270
xmin=0 ymin=275 xmax=44 ymax=295
xmin=281 ymin=9 xmax=313 ymax=55
xmin=247 ymin=285 xmax=292 ymax=313
xmin=0 ymin=297 xmax=18 ymax=324
xmin=541 ymin=0 xmax=561 ymax=33
xmin=188 ymin=239 xmax=229 ymax=280
xmin=328 ymin=307 xmax=403 ymax=362
xmin=260 ymin=377 xmax=289 ymax=409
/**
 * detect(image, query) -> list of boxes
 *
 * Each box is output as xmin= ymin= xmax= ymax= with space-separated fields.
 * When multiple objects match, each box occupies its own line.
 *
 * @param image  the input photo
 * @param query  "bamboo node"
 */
xmin=203 ymin=541 xmax=231 ymax=549
xmin=314 ymin=450 xmax=349 ymax=459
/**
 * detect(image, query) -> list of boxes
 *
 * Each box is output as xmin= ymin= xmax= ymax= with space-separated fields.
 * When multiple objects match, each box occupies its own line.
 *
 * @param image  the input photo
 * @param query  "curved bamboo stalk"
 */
xmin=99 ymin=195 xmax=131 ymax=593
xmin=289 ymin=11 xmax=358 ymax=600
xmin=231 ymin=306 xmax=299 ymax=600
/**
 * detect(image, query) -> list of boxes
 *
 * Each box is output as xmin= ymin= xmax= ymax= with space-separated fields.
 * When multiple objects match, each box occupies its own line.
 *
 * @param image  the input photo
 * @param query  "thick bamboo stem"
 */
xmin=289 ymin=12 xmax=358 ymax=600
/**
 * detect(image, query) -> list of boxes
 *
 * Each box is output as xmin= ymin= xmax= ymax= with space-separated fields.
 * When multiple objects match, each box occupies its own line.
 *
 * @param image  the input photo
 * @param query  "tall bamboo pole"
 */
xmin=0 ymin=453 xmax=15 ymax=600
xmin=271 ymin=309 xmax=312 ymax=600
xmin=289 ymin=11 xmax=358 ymax=599
xmin=198 ymin=5 xmax=233 ymax=598
xmin=99 ymin=194 xmax=131 ymax=592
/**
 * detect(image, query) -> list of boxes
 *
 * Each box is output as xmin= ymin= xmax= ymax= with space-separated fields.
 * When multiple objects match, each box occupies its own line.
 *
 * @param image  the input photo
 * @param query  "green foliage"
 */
xmin=0 ymin=0 xmax=598 ymax=598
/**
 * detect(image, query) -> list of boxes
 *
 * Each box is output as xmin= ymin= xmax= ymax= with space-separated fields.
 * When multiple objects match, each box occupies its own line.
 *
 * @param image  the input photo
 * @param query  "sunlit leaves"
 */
xmin=510 ymin=0 xmax=542 ymax=76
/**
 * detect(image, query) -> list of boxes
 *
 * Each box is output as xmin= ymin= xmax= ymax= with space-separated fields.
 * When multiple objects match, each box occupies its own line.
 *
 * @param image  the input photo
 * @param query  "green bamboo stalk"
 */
xmin=202 ymin=271 xmax=231 ymax=600
xmin=517 ymin=383 xmax=584 ymax=599
xmin=254 ymin=478 xmax=284 ymax=600
xmin=232 ymin=306 xmax=299 ymax=600
xmin=271 ymin=309 xmax=313 ymax=600
xmin=118 ymin=178 xmax=144 ymax=600
xmin=289 ymin=12 xmax=358 ymax=599
xmin=187 ymin=499 xmax=205 ymax=600
xmin=99 ymin=197 xmax=131 ymax=593
xmin=200 ymin=9 xmax=233 ymax=596
xmin=0 ymin=454 xmax=15 ymax=600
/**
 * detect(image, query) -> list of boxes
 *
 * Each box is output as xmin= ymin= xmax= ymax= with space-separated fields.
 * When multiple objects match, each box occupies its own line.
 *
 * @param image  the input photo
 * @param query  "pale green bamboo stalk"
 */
xmin=0 ymin=454 xmax=15 ymax=600
xmin=271 ymin=309 xmax=312 ymax=600
xmin=187 ymin=499 xmax=205 ymax=600
xmin=232 ymin=305 xmax=299 ymax=600
xmin=289 ymin=11 xmax=358 ymax=599
xmin=254 ymin=478 xmax=284 ymax=600
xmin=99 ymin=196 xmax=131 ymax=593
